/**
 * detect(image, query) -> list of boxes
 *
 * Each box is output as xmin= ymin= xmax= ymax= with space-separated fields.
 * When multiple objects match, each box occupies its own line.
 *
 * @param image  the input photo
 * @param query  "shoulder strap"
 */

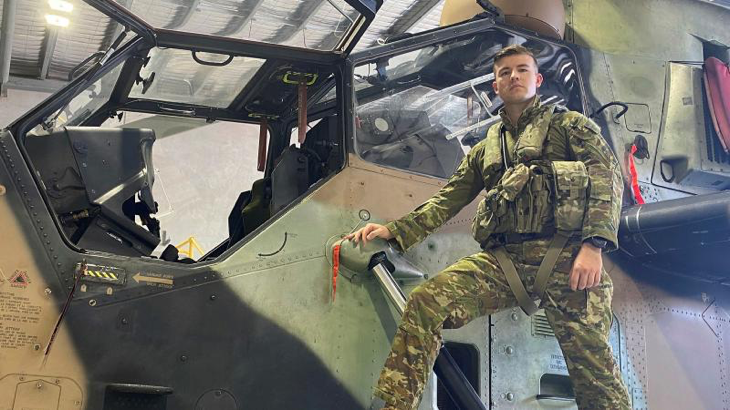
xmin=500 ymin=124 xmax=509 ymax=169
xmin=482 ymin=121 xmax=504 ymax=170
xmin=514 ymin=104 xmax=558 ymax=162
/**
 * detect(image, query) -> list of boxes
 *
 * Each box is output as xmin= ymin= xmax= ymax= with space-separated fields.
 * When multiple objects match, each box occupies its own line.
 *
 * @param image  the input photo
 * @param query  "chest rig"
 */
xmin=471 ymin=104 xmax=590 ymax=315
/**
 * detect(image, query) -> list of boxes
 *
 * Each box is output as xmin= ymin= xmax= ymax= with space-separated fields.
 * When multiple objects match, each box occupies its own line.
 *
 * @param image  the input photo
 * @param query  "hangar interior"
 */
xmin=1 ymin=0 xmax=729 ymax=258
xmin=0 ymin=0 xmax=448 ymax=256
xmin=1 ymin=1 xmax=730 ymax=409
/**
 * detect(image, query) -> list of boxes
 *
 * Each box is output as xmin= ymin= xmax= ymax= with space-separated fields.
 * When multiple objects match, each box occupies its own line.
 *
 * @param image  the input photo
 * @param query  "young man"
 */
xmin=347 ymin=45 xmax=631 ymax=410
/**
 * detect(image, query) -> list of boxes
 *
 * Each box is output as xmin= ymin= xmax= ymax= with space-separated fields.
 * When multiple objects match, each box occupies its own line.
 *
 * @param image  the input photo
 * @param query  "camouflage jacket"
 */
xmin=384 ymin=96 xmax=623 ymax=252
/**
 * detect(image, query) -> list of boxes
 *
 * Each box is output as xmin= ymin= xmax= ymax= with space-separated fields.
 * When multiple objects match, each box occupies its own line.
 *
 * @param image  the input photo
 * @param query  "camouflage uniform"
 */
xmin=375 ymin=97 xmax=631 ymax=410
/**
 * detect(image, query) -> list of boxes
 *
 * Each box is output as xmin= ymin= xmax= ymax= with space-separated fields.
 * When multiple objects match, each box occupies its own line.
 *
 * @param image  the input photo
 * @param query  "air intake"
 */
xmin=532 ymin=310 xmax=555 ymax=338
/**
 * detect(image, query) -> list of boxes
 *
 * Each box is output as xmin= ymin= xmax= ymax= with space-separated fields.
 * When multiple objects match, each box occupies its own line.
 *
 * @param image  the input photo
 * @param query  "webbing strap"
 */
xmin=493 ymin=231 xmax=572 ymax=316
xmin=533 ymin=231 xmax=571 ymax=299
xmin=332 ymin=243 xmax=341 ymax=303
xmin=493 ymin=246 xmax=538 ymax=315
xmin=257 ymin=118 xmax=268 ymax=172
xmin=298 ymin=82 xmax=307 ymax=144
xmin=626 ymin=144 xmax=645 ymax=204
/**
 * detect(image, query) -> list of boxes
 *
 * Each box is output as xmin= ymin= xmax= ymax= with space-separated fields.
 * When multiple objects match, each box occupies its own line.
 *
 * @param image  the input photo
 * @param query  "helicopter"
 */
xmin=1 ymin=0 xmax=729 ymax=408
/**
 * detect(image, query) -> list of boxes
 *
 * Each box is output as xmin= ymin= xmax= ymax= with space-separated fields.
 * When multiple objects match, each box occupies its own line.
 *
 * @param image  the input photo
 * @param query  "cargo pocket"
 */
xmin=588 ymin=167 xmax=614 ymax=201
xmin=552 ymin=161 xmax=589 ymax=231
xmin=585 ymin=279 xmax=613 ymax=331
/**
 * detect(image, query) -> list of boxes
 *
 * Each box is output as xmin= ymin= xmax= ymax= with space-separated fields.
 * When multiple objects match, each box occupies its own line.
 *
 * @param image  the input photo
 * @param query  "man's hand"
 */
xmin=568 ymin=242 xmax=603 ymax=291
xmin=344 ymin=223 xmax=394 ymax=245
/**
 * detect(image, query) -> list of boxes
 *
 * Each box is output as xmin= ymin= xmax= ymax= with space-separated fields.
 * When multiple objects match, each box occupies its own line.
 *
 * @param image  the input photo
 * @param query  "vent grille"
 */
xmin=531 ymin=310 xmax=555 ymax=338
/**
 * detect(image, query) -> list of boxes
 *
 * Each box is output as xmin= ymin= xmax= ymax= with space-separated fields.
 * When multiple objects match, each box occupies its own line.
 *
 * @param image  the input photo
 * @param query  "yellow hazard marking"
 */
xmin=176 ymin=236 xmax=205 ymax=259
xmin=84 ymin=270 xmax=120 ymax=281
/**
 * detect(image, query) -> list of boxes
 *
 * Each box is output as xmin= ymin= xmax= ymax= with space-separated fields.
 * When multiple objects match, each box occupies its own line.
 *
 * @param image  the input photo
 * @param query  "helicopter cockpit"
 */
xmin=352 ymin=28 xmax=586 ymax=179
xmin=11 ymin=0 xmax=380 ymax=263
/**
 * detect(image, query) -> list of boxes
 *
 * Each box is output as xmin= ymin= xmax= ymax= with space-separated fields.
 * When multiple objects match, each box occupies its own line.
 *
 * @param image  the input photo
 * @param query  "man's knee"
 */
xmin=401 ymin=284 xmax=437 ymax=327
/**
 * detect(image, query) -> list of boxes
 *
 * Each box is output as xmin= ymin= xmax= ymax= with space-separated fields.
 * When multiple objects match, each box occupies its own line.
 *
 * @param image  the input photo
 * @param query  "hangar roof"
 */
xmin=0 ymin=0 xmax=444 ymax=91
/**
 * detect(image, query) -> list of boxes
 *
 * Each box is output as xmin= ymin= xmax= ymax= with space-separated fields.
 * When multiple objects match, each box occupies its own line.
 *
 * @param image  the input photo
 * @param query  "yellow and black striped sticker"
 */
xmin=81 ymin=264 xmax=126 ymax=285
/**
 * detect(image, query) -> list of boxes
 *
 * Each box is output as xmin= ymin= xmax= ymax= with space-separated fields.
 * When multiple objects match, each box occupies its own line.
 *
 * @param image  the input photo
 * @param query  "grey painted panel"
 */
xmin=570 ymin=0 xmax=729 ymax=61
xmin=645 ymin=310 xmax=724 ymax=409
xmin=653 ymin=63 xmax=730 ymax=191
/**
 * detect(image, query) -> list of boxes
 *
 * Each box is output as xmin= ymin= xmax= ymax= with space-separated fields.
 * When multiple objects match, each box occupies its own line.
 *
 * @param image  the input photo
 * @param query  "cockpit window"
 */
xmin=129 ymin=48 xmax=265 ymax=108
xmin=112 ymin=0 xmax=362 ymax=51
xmin=353 ymin=29 xmax=584 ymax=179
xmin=38 ymin=62 xmax=125 ymax=131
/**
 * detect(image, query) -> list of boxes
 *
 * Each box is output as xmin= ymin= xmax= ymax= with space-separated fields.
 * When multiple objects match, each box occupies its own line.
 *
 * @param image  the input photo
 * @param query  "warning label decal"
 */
xmin=0 ymin=292 xmax=42 ymax=349
xmin=9 ymin=270 xmax=30 ymax=288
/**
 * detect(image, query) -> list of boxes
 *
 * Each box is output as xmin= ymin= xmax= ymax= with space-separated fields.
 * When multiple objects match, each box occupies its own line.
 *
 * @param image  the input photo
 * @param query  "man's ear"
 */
xmin=492 ymin=78 xmax=499 ymax=95
xmin=535 ymin=72 xmax=544 ymax=88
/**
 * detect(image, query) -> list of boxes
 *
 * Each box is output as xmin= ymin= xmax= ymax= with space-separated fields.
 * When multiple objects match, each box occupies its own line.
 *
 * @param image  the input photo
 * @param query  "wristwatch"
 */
xmin=584 ymin=236 xmax=609 ymax=250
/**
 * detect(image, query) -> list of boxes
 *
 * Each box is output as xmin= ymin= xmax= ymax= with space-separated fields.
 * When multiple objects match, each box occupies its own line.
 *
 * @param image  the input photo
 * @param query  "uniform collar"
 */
xmin=499 ymin=95 xmax=543 ymax=130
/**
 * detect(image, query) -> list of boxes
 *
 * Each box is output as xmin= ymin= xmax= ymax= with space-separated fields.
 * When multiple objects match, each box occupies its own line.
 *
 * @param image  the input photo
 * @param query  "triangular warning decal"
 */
xmin=9 ymin=270 xmax=30 ymax=288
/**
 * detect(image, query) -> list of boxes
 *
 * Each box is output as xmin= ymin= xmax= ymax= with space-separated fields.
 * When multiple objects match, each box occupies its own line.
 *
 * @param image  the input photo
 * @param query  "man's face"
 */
xmin=492 ymin=54 xmax=543 ymax=104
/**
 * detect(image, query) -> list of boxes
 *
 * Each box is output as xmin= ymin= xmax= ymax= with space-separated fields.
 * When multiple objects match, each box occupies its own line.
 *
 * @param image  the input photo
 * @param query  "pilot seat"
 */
xmin=25 ymin=127 xmax=161 ymax=257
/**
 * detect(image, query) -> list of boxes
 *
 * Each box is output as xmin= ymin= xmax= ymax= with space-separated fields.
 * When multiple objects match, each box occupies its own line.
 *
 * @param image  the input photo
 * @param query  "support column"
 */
xmin=0 ymin=0 xmax=19 ymax=98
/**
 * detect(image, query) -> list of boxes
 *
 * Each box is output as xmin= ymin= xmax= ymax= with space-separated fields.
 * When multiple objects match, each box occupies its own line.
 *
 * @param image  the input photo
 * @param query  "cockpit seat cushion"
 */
xmin=704 ymin=57 xmax=730 ymax=153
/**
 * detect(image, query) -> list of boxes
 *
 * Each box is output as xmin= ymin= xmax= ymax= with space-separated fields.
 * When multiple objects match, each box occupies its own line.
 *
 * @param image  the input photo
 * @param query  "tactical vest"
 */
xmin=471 ymin=105 xmax=589 ymax=246
xmin=470 ymin=104 xmax=592 ymax=315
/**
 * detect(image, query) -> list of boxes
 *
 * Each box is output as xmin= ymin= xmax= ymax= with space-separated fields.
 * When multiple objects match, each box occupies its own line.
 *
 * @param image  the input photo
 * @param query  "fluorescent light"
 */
xmin=48 ymin=0 xmax=73 ymax=12
xmin=45 ymin=14 xmax=70 ymax=27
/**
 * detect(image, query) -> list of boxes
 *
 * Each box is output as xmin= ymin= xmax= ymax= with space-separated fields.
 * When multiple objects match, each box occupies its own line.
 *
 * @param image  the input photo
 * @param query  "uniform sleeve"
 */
xmin=561 ymin=113 xmax=623 ymax=252
xmin=385 ymin=146 xmax=486 ymax=252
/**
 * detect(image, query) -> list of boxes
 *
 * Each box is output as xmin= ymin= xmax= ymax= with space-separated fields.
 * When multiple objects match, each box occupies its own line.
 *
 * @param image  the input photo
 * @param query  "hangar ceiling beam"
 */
xmin=6 ymin=76 xmax=68 ymax=94
xmin=384 ymin=0 xmax=443 ymax=37
xmin=39 ymin=28 xmax=60 ymax=80
xmin=168 ymin=0 xmax=200 ymax=30
xmin=216 ymin=0 xmax=266 ymax=37
xmin=0 ymin=0 xmax=18 ymax=97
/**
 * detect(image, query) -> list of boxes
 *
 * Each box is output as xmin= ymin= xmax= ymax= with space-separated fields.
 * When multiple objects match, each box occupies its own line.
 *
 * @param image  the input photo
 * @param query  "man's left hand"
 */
xmin=569 ymin=243 xmax=603 ymax=291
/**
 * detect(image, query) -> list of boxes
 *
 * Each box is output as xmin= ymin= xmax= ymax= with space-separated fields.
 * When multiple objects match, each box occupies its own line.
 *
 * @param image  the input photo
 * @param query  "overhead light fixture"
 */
xmin=45 ymin=14 xmax=70 ymax=27
xmin=48 ymin=0 xmax=73 ymax=13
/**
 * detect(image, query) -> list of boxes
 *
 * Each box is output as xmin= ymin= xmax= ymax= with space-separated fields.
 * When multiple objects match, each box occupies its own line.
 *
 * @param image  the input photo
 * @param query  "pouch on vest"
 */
xmin=551 ymin=161 xmax=589 ymax=231
xmin=514 ymin=164 xmax=553 ymax=233
xmin=470 ymin=164 xmax=528 ymax=243
xmin=471 ymin=191 xmax=512 ymax=244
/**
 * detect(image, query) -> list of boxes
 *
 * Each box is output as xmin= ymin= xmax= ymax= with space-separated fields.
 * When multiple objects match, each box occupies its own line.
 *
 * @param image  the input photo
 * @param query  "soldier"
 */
xmin=347 ymin=44 xmax=631 ymax=410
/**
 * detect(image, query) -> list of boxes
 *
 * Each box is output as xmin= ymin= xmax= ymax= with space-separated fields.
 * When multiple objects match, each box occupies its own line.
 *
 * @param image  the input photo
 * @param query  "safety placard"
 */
xmin=81 ymin=264 xmax=126 ymax=285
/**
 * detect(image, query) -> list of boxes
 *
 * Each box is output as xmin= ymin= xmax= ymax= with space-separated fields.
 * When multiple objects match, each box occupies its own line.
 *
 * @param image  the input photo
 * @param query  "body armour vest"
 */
xmin=471 ymin=104 xmax=589 ymax=245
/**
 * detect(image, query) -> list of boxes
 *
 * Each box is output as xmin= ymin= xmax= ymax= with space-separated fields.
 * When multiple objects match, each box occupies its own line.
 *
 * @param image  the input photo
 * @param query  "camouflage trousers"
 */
xmin=374 ymin=238 xmax=631 ymax=410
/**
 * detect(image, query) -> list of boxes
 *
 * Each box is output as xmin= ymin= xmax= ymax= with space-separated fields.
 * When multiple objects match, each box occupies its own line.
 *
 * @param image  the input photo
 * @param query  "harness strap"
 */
xmin=493 ymin=231 xmax=572 ymax=316
xmin=533 ymin=231 xmax=572 ymax=299
xmin=298 ymin=81 xmax=307 ymax=144
xmin=493 ymin=246 xmax=538 ymax=315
